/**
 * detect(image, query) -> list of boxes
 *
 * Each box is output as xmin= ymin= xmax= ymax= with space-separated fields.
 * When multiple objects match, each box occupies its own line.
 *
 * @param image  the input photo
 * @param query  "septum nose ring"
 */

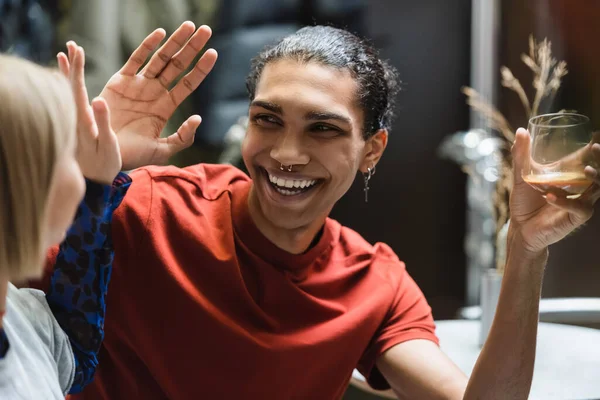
xmin=280 ymin=164 xmax=293 ymax=172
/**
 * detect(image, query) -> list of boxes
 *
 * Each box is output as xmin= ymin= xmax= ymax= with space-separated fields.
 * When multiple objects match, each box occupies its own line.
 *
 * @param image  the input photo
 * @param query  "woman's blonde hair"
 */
xmin=0 ymin=54 xmax=76 ymax=281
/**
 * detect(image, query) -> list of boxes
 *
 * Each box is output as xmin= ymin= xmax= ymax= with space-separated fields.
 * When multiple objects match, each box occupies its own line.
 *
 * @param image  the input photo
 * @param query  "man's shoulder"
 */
xmin=331 ymin=226 xmax=427 ymax=321
xmin=130 ymin=163 xmax=251 ymax=200
xmin=335 ymin=224 xmax=400 ymax=261
xmin=330 ymin=222 xmax=407 ymax=283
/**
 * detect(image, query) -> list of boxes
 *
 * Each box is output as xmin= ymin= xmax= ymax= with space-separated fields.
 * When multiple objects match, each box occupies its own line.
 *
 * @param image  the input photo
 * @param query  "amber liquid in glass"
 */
xmin=523 ymin=172 xmax=593 ymax=198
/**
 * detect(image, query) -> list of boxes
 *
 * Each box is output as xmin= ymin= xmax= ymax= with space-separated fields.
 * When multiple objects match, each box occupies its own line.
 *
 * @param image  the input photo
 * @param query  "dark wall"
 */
xmin=331 ymin=0 xmax=472 ymax=320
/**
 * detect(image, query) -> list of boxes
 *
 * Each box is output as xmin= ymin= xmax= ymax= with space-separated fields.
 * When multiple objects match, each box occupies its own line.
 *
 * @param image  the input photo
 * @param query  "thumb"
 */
xmin=511 ymin=128 xmax=531 ymax=184
xmin=91 ymin=98 xmax=116 ymax=142
xmin=164 ymin=115 xmax=202 ymax=154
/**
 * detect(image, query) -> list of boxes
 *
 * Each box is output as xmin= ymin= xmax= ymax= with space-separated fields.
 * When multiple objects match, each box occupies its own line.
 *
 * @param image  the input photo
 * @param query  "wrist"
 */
xmin=86 ymin=171 xmax=127 ymax=187
xmin=506 ymin=223 xmax=549 ymax=267
xmin=85 ymin=173 xmax=118 ymax=186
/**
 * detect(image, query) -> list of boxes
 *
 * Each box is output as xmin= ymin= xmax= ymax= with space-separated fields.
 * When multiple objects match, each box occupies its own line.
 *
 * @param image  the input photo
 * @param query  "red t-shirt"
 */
xmin=68 ymin=163 xmax=438 ymax=400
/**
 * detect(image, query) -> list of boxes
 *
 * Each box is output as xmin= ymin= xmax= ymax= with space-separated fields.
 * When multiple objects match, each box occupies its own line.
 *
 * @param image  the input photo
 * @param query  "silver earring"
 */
xmin=363 ymin=165 xmax=376 ymax=203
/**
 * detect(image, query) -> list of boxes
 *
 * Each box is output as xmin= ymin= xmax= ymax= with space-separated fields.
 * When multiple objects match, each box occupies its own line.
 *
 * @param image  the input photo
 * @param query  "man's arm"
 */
xmin=377 ymin=232 xmax=545 ymax=399
xmin=462 ymin=231 xmax=545 ymax=399
xmin=377 ymin=339 xmax=467 ymax=399
xmin=376 ymin=127 xmax=600 ymax=399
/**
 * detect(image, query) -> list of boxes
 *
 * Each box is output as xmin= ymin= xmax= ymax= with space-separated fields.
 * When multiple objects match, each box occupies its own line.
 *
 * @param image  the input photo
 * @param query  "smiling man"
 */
xmin=242 ymin=59 xmax=385 ymax=255
xmin=47 ymin=21 xmax=600 ymax=400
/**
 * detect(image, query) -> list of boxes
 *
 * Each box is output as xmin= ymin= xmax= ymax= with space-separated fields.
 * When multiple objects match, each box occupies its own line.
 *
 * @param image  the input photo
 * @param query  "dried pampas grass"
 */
xmin=462 ymin=35 xmax=568 ymax=273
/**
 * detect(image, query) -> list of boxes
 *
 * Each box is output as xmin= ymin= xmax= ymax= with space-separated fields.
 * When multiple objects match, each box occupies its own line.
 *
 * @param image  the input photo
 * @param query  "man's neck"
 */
xmin=247 ymin=189 xmax=328 ymax=255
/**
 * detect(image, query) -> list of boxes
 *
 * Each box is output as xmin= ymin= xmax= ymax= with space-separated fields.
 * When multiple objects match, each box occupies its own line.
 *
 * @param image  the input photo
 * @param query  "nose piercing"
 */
xmin=280 ymin=164 xmax=293 ymax=172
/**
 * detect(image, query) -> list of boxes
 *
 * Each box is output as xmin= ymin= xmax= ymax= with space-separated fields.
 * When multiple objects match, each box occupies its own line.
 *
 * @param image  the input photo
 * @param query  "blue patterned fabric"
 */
xmin=45 ymin=172 xmax=131 ymax=393
xmin=0 ymin=329 xmax=7 ymax=358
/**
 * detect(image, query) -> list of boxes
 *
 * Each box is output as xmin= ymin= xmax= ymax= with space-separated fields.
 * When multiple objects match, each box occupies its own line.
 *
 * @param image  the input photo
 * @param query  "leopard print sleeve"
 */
xmin=46 ymin=172 xmax=131 ymax=394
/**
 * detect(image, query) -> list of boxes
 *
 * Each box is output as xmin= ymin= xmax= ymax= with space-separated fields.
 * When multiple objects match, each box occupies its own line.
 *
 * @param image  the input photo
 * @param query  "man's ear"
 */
xmin=359 ymin=129 xmax=388 ymax=173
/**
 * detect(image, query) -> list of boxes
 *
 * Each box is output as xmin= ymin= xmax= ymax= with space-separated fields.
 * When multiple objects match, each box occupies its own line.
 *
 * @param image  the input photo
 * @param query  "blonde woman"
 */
xmin=0 ymin=45 xmax=130 ymax=399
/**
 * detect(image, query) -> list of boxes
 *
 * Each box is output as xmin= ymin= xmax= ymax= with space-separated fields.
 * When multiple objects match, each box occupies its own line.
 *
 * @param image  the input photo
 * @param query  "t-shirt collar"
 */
xmin=231 ymin=181 xmax=337 ymax=270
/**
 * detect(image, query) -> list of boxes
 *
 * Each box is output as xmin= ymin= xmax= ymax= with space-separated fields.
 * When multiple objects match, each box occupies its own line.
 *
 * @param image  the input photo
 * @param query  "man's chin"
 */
xmin=261 ymin=207 xmax=312 ymax=231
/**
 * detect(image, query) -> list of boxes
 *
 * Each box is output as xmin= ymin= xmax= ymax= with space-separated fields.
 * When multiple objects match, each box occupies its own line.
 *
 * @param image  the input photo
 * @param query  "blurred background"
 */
xmin=2 ymin=0 xmax=598 ymax=398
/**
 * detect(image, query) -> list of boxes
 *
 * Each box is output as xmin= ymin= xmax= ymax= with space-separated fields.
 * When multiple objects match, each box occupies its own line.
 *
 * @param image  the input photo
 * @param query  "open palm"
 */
xmin=57 ymin=43 xmax=121 ymax=185
xmin=98 ymin=22 xmax=218 ymax=170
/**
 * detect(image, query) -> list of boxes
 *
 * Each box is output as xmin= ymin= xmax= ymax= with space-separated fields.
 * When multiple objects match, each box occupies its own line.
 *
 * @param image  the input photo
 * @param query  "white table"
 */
xmin=352 ymin=320 xmax=600 ymax=399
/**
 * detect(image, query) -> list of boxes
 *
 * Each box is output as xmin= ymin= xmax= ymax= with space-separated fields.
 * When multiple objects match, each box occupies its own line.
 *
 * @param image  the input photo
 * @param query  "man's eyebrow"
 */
xmin=250 ymin=100 xmax=283 ymax=114
xmin=305 ymin=111 xmax=351 ymax=124
xmin=250 ymin=101 xmax=352 ymax=124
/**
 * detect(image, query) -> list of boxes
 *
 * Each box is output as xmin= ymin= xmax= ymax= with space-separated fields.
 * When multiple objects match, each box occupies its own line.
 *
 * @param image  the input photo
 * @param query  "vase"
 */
xmin=479 ymin=219 xmax=510 ymax=347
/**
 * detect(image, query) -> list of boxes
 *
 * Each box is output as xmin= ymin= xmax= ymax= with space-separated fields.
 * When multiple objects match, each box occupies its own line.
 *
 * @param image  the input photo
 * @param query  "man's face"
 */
xmin=242 ymin=59 xmax=386 ymax=230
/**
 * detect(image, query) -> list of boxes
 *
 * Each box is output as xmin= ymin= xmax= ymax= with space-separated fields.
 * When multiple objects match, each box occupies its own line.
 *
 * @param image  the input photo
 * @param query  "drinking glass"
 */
xmin=523 ymin=113 xmax=597 ymax=198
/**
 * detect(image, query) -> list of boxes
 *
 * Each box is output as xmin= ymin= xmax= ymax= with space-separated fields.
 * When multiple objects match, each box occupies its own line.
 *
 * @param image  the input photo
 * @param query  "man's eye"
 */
xmin=253 ymin=115 xmax=280 ymax=125
xmin=310 ymin=124 xmax=341 ymax=137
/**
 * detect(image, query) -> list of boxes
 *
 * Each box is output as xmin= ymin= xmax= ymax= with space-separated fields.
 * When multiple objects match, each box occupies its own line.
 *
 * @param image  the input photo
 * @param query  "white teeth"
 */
xmin=267 ymin=173 xmax=318 ymax=192
xmin=276 ymin=188 xmax=296 ymax=196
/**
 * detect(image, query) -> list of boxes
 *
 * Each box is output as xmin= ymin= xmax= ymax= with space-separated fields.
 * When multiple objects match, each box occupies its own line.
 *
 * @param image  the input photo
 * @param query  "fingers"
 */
xmin=592 ymin=142 xmax=600 ymax=165
xmin=91 ymin=98 xmax=116 ymax=142
xmin=546 ymin=193 xmax=594 ymax=225
xmin=69 ymin=44 xmax=96 ymax=138
xmin=67 ymin=41 xmax=76 ymax=65
xmin=585 ymin=165 xmax=599 ymax=184
xmin=169 ymin=49 xmax=218 ymax=106
xmin=589 ymin=185 xmax=600 ymax=204
xmin=511 ymin=128 xmax=531 ymax=185
xmin=157 ymin=25 xmax=213 ymax=88
xmin=583 ymin=143 xmax=600 ymax=187
xmin=57 ymin=52 xmax=70 ymax=76
xmin=580 ymin=178 xmax=600 ymax=205
xmin=71 ymin=46 xmax=90 ymax=108
xmin=141 ymin=21 xmax=196 ymax=80
xmin=162 ymin=115 xmax=202 ymax=155
xmin=120 ymin=28 xmax=166 ymax=76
